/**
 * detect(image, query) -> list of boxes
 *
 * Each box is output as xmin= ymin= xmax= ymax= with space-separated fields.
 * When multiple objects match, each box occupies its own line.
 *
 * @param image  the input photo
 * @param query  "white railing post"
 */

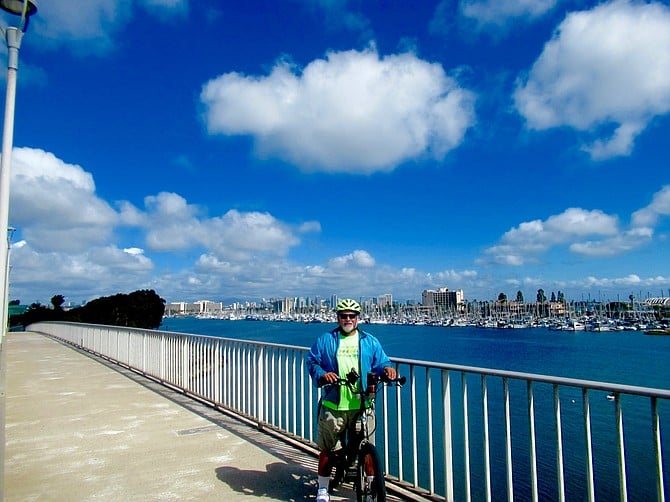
xmin=583 ymin=388 xmax=596 ymax=502
xmin=615 ymin=394 xmax=628 ymax=502
xmin=442 ymin=369 xmax=454 ymax=502
xmin=256 ymin=346 xmax=264 ymax=424
xmin=182 ymin=336 xmax=189 ymax=391
xmin=410 ymin=364 xmax=419 ymax=488
xmin=461 ymin=372 xmax=471 ymax=501
xmin=503 ymin=377 xmax=514 ymax=502
xmin=426 ymin=367 xmax=435 ymax=494
xmin=482 ymin=375 xmax=492 ymax=502
xmin=554 ymin=384 xmax=566 ymax=502
xmin=651 ymin=397 xmax=666 ymax=502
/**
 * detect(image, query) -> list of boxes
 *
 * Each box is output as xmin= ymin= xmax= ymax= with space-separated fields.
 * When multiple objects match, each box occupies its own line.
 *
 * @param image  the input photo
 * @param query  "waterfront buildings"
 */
xmin=163 ymin=291 xmax=669 ymax=330
xmin=422 ymin=288 xmax=465 ymax=314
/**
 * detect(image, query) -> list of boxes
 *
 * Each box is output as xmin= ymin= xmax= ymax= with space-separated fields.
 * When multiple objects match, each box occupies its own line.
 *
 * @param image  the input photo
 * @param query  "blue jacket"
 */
xmin=306 ymin=327 xmax=393 ymax=407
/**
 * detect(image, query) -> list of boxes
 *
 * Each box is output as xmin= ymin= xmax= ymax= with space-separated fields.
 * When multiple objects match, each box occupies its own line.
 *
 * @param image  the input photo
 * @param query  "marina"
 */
xmin=169 ymin=306 xmax=668 ymax=335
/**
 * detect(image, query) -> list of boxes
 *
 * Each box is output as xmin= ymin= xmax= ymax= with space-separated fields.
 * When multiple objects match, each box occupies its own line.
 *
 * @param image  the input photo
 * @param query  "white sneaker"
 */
xmin=316 ymin=487 xmax=330 ymax=502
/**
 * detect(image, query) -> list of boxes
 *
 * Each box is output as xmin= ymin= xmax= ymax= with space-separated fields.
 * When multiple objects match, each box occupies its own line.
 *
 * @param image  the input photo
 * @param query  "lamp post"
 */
xmin=0 ymin=0 xmax=36 ymax=338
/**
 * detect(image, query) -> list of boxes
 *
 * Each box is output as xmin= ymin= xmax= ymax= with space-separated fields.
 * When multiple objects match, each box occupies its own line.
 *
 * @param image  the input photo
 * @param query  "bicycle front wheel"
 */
xmin=356 ymin=443 xmax=386 ymax=502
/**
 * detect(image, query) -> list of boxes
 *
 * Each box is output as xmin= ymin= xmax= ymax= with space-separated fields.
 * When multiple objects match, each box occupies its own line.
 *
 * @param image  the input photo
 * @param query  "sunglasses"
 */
xmin=338 ymin=313 xmax=358 ymax=320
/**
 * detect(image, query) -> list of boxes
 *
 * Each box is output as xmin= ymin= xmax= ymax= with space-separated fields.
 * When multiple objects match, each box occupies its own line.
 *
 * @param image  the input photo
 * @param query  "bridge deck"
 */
xmin=3 ymin=332 xmax=397 ymax=501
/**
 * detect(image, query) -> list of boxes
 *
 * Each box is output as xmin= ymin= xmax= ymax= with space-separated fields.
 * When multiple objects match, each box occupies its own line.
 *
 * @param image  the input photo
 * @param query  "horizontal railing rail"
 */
xmin=28 ymin=321 xmax=669 ymax=501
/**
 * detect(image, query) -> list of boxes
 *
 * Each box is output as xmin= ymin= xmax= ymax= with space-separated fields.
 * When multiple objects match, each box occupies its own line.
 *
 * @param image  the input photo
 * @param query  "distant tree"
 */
xmin=51 ymin=295 xmax=65 ymax=311
xmin=516 ymin=290 xmax=524 ymax=302
xmin=498 ymin=293 xmax=507 ymax=303
xmin=127 ymin=289 xmax=166 ymax=328
xmin=550 ymin=292 xmax=556 ymax=302
xmin=15 ymin=302 xmax=64 ymax=326
xmin=536 ymin=289 xmax=548 ymax=317
xmin=557 ymin=291 xmax=565 ymax=303
xmin=67 ymin=289 xmax=165 ymax=329
xmin=17 ymin=290 xmax=165 ymax=329
xmin=607 ymin=301 xmax=628 ymax=318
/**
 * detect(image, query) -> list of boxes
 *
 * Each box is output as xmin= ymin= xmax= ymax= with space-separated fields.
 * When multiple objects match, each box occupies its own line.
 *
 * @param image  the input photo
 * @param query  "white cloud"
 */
xmin=10 ymin=243 xmax=154 ymax=303
xmin=87 ymin=245 xmax=153 ymax=270
xmin=431 ymin=0 xmax=558 ymax=37
xmin=124 ymin=192 xmax=314 ymax=261
xmin=632 ymin=185 xmax=670 ymax=228
xmin=329 ymin=250 xmax=376 ymax=269
xmin=205 ymin=209 xmax=301 ymax=259
xmin=4 ymin=147 xmax=326 ymax=304
xmin=483 ymin=208 xmax=620 ymax=265
xmin=514 ymin=0 xmax=670 ymax=159
xmin=482 ymin=208 xmax=621 ymax=265
xmin=579 ymin=273 xmax=670 ymax=289
xmin=482 ymin=184 xmax=670 ymax=266
xmin=569 ymin=227 xmax=653 ymax=256
xmin=141 ymin=0 xmax=188 ymax=12
xmin=201 ymin=48 xmax=476 ymax=173
xmin=10 ymin=147 xmax=118 ymax=252
xmin=433 ymin=269 xmax=478 ymax=283
xmin=298 ymin=221 xmax=322 ymax=233
xmin=194 ymin=254 xmax=243 ymax=275
xmin=296 ymin=0 xmax=371 ymax=35
xmin=30 ymin=0 xmax=132 ymax=54
xmin=30 ymin=0 xmax=188 ymax=55
xmin=460 ymin=0 xmax=559 ymax=28
xmin=123 ymin=247 xmax=145 ymax=256
xmin=6 ymin=145 xmax=667 ymax=305
xmin=5 ymin=147 xmax=159 ymax=302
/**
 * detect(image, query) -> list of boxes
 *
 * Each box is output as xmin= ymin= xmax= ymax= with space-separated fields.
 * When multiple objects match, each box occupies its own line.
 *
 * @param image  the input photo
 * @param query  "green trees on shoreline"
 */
xmin=10 ymin=289 xmax=165 ymax=330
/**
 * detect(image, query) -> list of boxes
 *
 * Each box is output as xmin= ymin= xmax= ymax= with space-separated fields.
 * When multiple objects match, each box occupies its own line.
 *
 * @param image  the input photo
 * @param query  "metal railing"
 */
xmin=29 ymin=321 xmax=669 ymax=501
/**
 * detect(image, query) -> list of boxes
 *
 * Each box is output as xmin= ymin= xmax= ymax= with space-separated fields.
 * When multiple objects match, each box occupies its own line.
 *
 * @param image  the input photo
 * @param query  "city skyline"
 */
xmin=164 ymin=286 xmax=666 ymax=312
xmin=3 ymin=1 xmax=670 ymax=306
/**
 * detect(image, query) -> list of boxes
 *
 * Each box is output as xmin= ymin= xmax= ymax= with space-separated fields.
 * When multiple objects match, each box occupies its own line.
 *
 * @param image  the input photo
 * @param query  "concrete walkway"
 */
xmin=3 ymin=332 xmax=379 ymax=501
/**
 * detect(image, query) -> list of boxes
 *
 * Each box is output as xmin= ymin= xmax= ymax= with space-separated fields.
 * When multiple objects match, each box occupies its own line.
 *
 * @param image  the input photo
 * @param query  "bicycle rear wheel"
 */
xmin=356 ymin=443 xmax=386 ymax=502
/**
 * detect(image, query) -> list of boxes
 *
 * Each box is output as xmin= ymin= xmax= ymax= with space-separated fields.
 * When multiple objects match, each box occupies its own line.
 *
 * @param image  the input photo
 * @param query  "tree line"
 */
xmin=496 ymin=289 xmax=567 ymax=304
xmin=10 ymin=289 xmax=166 ymax=330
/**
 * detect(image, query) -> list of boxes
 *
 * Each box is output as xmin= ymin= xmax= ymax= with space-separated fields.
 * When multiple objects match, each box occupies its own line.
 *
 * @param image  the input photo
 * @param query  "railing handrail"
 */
xmin=41 ymin=321 xmax=668 ymax=399
xmin=390 ymin=355 xmax=670 ymax=399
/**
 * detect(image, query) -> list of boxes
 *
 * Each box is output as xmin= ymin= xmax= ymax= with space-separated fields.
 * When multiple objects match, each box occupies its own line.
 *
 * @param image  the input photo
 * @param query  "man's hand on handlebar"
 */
xmin=319 ymin=372 xmax=340 ymax=386
xmin=320 ymin=368 xmax=404 ymax=387
xmin=383 ymin=366 xmax=397 ymax=382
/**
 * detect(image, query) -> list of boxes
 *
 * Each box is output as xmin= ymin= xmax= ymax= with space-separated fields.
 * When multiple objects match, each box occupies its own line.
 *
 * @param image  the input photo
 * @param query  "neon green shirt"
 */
xmin=323 ymin=331 xmax=361 ymax=411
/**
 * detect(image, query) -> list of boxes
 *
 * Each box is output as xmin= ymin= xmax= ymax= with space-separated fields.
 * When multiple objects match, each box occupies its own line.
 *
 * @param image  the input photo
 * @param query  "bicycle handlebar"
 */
xmin=322 ymin=368 xmax=406 ymax=393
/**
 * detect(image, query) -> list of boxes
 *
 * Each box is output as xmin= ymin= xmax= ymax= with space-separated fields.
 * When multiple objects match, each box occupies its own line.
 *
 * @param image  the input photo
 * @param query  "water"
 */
xmin=160 ymin=317 xmax=670 ymax=500
xmin=161 ymin=317 xmax=670 ymax=388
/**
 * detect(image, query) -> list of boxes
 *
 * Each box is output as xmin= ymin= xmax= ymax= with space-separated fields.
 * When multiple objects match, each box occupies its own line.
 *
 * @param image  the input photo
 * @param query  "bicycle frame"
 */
xmin=320 ymin=369 xmax=406 ymax=499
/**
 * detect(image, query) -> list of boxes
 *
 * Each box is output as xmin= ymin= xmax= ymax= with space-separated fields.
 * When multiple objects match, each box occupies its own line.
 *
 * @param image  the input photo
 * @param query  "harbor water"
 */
xmin=160 ymin=317 xmax=670 ymax=500
xmin=161 ymin=317 xmax=670 ymax=388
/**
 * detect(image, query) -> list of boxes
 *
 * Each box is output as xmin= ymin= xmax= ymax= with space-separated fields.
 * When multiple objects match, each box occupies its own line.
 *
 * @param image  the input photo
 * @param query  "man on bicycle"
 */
xmin=307 ymin=298 xmax=397 ymax=502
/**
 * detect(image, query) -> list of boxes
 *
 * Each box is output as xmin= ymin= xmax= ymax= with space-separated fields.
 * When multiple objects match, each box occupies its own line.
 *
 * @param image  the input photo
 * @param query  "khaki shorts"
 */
xmin=317 ymin=405 xmax=376 ymax=452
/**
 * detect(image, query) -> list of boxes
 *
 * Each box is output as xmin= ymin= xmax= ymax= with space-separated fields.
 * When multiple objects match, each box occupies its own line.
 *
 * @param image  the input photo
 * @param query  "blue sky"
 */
xmin=2 ymin=0 xmax=670 ymax=306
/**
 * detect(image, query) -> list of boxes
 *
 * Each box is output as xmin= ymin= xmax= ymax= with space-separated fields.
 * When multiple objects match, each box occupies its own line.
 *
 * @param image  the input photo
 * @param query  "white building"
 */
xmin=422 ymin=288 xmax=465 ymax=313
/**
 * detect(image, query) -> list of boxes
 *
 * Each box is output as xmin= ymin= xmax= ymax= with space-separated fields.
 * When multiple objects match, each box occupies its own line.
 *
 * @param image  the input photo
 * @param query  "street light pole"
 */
xmin=0 ymin=0 xmax=36 ymax=338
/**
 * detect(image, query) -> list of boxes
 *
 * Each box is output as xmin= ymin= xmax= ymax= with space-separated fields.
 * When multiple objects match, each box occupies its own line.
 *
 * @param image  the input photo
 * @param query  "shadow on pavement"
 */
xmin=216 ymin=462 xmax=314 ymax=501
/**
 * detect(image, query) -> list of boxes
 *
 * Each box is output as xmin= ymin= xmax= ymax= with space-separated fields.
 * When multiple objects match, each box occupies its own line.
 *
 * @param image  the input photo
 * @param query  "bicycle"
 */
xmin=320 ymin=368 xmax=405 ymax=502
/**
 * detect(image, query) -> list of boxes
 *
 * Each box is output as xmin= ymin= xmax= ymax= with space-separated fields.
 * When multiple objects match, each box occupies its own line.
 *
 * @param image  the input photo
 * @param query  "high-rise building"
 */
xmin=422 ymin=288 xmax=464 ymax=312
xmin=377 ymin=294 xmax=393 ymax=308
